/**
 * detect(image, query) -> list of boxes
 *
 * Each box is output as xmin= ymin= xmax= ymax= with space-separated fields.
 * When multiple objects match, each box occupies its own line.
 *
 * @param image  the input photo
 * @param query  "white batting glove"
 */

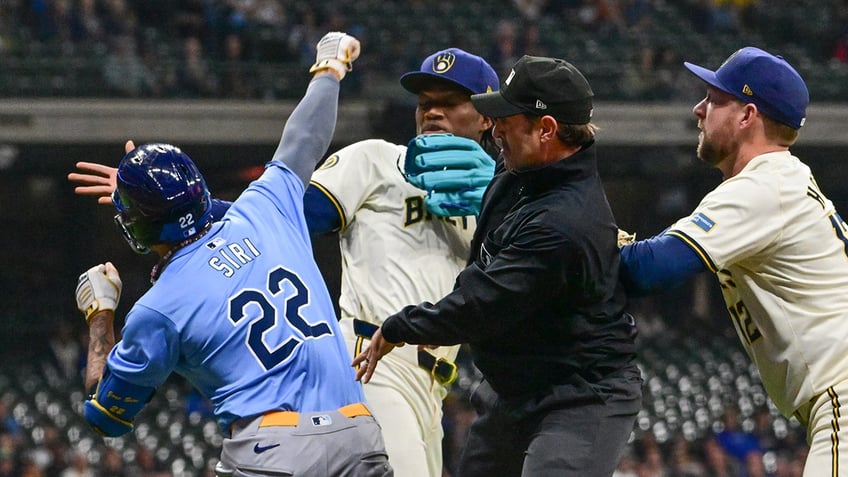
xmin=308 ymin=32 xmax=361 ymax=80
xmin=76 ymin=262 xmax=122 ymax=324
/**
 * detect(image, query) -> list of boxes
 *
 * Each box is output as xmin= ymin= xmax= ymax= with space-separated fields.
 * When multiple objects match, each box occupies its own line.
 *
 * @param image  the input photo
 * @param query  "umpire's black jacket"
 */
xmin=382 ymin=142 xmax=640 ymax=399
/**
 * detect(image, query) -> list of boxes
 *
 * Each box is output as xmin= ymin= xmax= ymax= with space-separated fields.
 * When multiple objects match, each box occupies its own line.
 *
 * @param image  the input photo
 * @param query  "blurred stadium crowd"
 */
xmin=2 ymin=0 xmax=848 ymax=101
xmin=2 ymin=0 xmax=846 ymax=476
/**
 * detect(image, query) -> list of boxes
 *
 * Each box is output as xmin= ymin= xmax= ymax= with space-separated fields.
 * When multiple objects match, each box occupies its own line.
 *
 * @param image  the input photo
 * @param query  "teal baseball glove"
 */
xmin=404 ymin=133 xmax=494 ymax=217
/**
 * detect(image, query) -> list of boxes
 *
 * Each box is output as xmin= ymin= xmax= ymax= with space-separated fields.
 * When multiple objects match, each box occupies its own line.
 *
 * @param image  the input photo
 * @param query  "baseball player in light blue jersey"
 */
xmin=73 ymin=32 xmax=393 ymax=476
xmin=69 ymin=48 xmax=499 ymax=477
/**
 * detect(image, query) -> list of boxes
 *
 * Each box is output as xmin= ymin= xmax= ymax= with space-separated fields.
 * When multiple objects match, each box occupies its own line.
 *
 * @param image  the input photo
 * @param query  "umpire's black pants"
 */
xmin=457 ymin=373 xmax=642 ymax=477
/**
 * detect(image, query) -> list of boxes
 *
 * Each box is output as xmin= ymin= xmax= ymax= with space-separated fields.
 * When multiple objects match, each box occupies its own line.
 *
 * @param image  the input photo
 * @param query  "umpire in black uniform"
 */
xmin=355 ymin=55 xmax=642 ymax=477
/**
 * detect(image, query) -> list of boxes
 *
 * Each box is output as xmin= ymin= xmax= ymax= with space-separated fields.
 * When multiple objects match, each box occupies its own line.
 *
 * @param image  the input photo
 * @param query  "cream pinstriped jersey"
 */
xmin=667 ymin=151 xmax=848 ymax=417
xmin=310 ymin=139 xmax=475 ymax=363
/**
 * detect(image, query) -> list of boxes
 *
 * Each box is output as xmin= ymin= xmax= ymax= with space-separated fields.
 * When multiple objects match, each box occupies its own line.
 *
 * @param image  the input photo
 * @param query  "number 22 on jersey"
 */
xmin=228 ymin=266 xmax=332 ymax=370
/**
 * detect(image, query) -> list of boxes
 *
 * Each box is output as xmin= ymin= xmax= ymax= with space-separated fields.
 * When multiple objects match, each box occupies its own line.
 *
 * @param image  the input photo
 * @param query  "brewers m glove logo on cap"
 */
xmin=433 ymin=52 xmax=456 ymax=73
xmin=400 ymin=48 xmax=499 ymax=95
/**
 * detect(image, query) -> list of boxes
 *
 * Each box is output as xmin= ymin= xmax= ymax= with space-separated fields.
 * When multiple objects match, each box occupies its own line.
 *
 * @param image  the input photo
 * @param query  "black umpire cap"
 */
xmin=471 ymin=55 xmax=594 ymax=124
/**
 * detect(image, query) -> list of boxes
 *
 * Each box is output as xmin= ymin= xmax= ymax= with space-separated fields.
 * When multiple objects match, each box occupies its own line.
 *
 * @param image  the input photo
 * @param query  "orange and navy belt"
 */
xmin=258 ymin=402 xmax=371 ymax=427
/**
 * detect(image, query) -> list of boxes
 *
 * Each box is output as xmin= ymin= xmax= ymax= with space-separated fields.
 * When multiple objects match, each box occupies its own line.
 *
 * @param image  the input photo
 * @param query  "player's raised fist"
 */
xmin=76 ymin=262 xmax=122 ymax=323
xmin=309 ymin=32 xmax=361 ymax=80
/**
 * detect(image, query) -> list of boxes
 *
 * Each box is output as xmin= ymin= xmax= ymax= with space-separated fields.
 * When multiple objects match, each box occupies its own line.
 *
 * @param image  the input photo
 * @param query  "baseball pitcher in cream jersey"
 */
xmin=307 ymin=49 xmax=498 ymax=477
xmin=310 ymin=138 xmax=473 ymax=477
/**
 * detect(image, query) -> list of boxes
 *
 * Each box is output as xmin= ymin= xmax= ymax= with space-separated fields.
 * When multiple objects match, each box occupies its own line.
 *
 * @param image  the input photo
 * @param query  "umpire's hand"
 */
xmin=352 ymin=329 xmax=402 ymax=384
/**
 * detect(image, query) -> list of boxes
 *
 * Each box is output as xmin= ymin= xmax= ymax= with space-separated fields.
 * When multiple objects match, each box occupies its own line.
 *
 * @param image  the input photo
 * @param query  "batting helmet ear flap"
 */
xmin=112 ymin=144 xmax=213 ymax=254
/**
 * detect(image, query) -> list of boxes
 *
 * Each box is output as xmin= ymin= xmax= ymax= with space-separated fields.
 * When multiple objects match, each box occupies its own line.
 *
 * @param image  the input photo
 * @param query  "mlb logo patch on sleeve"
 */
xmin=690 ymin=213 xmax=716 ymax=232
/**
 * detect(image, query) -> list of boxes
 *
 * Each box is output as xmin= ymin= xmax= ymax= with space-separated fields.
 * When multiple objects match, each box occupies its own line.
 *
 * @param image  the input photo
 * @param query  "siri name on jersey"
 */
xmin=206 ymin=237 xmax=261 ymax=277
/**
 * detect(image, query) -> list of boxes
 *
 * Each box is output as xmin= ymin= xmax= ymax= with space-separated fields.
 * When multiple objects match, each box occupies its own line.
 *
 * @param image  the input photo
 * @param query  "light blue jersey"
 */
xmin=105 ymin=77 xmax=364 ymax=433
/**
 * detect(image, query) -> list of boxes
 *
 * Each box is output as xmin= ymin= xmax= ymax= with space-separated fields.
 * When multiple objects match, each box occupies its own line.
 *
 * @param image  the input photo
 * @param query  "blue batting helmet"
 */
xmin=112 ymin=143 xmax=212 ymax=254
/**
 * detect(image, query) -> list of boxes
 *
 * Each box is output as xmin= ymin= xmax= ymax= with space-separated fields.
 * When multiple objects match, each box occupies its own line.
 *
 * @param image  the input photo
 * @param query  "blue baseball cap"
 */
xmin=400 ymin=48 xmax=499 ymax=95
xmin=684 ymin=47 xmax=809 ymax=129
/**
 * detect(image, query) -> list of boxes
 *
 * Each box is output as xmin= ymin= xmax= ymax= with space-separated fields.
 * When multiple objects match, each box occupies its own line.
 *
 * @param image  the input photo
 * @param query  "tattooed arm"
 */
xmin=75 ymin=263 xmax=155 ymax=437
xmin=84 ymin=310 xmax=116 ymax=391
xmin=81 ymin=308 xmax=156 ymax=437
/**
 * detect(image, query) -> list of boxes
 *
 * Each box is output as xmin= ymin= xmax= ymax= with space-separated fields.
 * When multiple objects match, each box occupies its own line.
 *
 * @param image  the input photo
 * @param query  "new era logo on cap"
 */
xmin=400 ymin=48 xmax=499 ymax=95
xmin=684 ymin=47 xmax=809 ymax=129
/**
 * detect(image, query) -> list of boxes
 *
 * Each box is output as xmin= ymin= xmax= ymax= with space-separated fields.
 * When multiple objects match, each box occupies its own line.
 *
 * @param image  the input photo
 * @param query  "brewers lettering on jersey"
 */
xmin=311 ymin=140 xmax=475 ymax=324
